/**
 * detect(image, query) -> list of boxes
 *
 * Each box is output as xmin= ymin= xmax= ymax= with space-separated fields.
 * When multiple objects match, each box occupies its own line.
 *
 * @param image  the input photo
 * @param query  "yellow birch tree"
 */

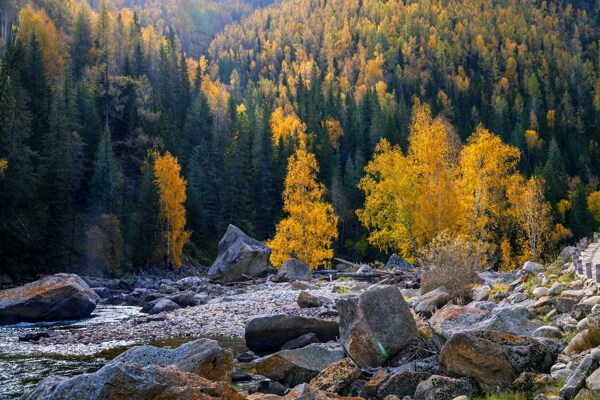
xmin=154 ymin=152 xmax=191 ymax=269
xmin=408 ymin=101 xmax=463 ymax=243
xmin=356 ymin=139 xmax=420 ymax=262
xmin=507 ymin=176 xmax=553 ymax=262
xmin=458 ymin=125 xmax=520 ymax=267
xmin=268 ymin=143 xmax=338 ymax=269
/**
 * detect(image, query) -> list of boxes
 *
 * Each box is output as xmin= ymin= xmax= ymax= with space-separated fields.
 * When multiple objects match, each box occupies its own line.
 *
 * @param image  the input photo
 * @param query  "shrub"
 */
xmin=420 ymin=232 xmax=479 ymax=303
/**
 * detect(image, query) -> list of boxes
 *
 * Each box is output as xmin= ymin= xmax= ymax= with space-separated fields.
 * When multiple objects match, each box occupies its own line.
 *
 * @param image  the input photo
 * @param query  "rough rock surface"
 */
xmin=21 ymin=363 xmax=244 ymax=400
xmin=113 ymin=338 xmax=234 ymax=382
xmin=276 ymin=259 xmax=312 ymax=282
xmin=245 ymin=314 xmax=339 ymax=352
xmin=336 ymin=286 xmax=418 ymax=368
xmin=254 ymin=343 xmax=345 ymax=387
xmin=413 ymin=375 xmax=479 ymax=400
xmin=413 ymin=287 xmax=450 ymax=317
xmin=309 ymin=358 xmax=361 ymax=394
xmin=0 ymin=274 xmax=98 ymax=324
xmin=207 ymin=225 xmax=271 ymax=282
xmin=439 ymin=330 xmax=554 ymax=391
xmin=377 ymin=371 xmax=432 ymax=398
xmin=429 ymin=304 xmax=540 ymax=349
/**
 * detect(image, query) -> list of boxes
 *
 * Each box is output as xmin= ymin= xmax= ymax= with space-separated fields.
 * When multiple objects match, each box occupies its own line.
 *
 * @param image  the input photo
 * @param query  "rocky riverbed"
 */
xmin=35 ymin=280 xmax=348 ymax=346
xmin=5 ymin=227 xmax=600 ymax=399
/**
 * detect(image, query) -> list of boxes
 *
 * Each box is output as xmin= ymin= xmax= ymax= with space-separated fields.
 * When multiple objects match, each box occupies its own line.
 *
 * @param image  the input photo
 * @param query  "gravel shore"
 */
xmin=36 ymin=280 xmax=359 ymax=350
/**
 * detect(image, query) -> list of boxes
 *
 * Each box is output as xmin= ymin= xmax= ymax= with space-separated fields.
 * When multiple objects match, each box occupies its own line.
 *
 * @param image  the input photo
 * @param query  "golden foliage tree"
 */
xmin=507 ymin=176 xmax=553 ymax=262
xmin=588 ymin=191 xmax=600 ymax=227
xmin=357 ymin=139 xmax=420 ymax=262
xmin=154 ymin=152 xmax=191 ymax=269
xmin=407 ymin=101 xmax=463 ymax=243
xmin=458 ymin=125 xmax=520 ymax=266
xmin=18 ymin=6 xmax=65 ymax=82
xmin=0 ymin=159 xmax=7 ymax=179
xmin=268 ymin=143 xmax=338 ymax=269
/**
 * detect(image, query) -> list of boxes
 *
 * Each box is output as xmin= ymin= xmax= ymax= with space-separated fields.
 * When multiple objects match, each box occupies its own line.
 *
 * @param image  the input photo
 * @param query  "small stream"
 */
xmin=0 ymin=305 xmax=252 ymax=399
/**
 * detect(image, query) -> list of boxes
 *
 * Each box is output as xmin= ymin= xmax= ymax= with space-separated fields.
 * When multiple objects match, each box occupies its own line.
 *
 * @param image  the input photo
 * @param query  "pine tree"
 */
xmin=88 ymin=123 xmax=119 ymax=215
xmin=71 ymin=2 xmax=93 ymax=79
xmin=541 ymin=138 xmax=568 ymax=205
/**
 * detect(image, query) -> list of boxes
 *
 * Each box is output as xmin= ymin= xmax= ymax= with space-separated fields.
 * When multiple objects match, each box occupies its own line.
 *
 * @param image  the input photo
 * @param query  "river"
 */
xmin=0 ymin=305 xmax=252 ymax=399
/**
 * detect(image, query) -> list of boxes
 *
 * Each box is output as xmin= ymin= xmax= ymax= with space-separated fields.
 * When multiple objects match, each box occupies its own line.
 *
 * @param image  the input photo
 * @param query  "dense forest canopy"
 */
xmin=0 ymin=0 xmax=599 ymax=278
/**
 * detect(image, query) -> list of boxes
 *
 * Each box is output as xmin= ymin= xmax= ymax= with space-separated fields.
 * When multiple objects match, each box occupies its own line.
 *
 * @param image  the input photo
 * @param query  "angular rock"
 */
xmin=413 ymin=287 xmax=450 ymax=318
xmin=377 ymin=371 xmax=431 ymax=398
xmin=533 ymin=287 xmax=550 ymax=299
xmin=281 ymin=333 xmax=320 ymax=350
xmin=22 ymin=363 xmax=244 ymax=400
xmin=113 ymin=338 xmax=234 ymax=382
xmin=439 ymin=330 xmax=555 ymax=391
xmin=282 ymin=383 xmax=331 ymax=399
xmin=560 ymin=354 xmax=595 ymax=399
xmin=254 ymin=343 xmax=345 ymax=387
xmin=523 ymin=261 xmax=545 ymax=274
xmin=309 ymin=358 xmax=361 ymax=394
xmin=472 ymin=285 xmax=491 ymax=302
xmin=429 ymin=304 xmax=540 ymax=349
xmin=245 ymin=314 xmax=339 ymax=353
xmin=232 ymin=371 xmax=253 ymax=382
xmin=0 ymin=273 xmax=98 ymax=324
xmin=237 ymin=351 xmax=259 ymax=363
xmin=414 ymin=375 xmax=479 ymax=400
xmin=207 ymin=225 xmax=270 ymax=282
xmin=554 ymin=296 xmax=578 ymax=314
xmin=248 ymin=380 xmax=288 ymax=396
xmin=386 ymin=253 xmax=413 ymax=270
xmin=277 ymin=259 xmax=312 ymax=282
xmin=336 ymin=286 xmax=418 ymax=368
xmin=585 ymin=366 xmax=600 ymax=392
xmin=297 ymin=292 xmax=323 ymax=308
xmin=148 ymin=298 xmax=181 ymax=315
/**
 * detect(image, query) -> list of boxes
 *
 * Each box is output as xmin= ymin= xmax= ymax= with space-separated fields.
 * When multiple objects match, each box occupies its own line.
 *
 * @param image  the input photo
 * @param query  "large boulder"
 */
xmin=276 ymin=259 xmax=312 ymax=282
xmin=113 ymin=338 xmax=234 ymax=382
xmin=377 ymin=371 xmax=432 ymax=398
xmin=207 ymin=225 xmax=270 ymax=282
xmin=21 ymin=363 xmax=244 ymax=400
xmin=439 ymin=330 xmax=554 ymax=391
xmin=309 ymin=358 xmax=362 ymax=394
xmin=336 ymin=286 xmax=418 ymax=368
xmin=429 ymin=304 xmax=541 ymax=349
xmin=245 ymin=314 xmax=339 ymax=353
xmin=560 ymin=354 xmax=595 ymax=400
xmin=0 ymin=274 xmax=99 ymax=324
xmin=254 ymin=343 xmax=345 ymax=387
xmin=148 ymin=298 xmax=181 ymax=315
xmin=413 ymin=287 xmax=450 ymax=318
xmin=413 ymin=375 xmax=479 ymax=400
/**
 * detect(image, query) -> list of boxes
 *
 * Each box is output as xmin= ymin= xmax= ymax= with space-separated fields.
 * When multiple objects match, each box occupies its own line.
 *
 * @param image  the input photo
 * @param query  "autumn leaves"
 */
xmin=357 ymin=102 xmax=562 ymax=270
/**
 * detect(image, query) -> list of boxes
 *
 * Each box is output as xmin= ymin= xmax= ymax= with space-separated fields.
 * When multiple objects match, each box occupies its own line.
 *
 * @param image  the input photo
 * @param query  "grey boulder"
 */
xmin=336 ymin=285 xmax=418 ymax=368
xmin=254 ymin=343 xmax=345 ymax=387
xmin=113 ymin=338 xmax=234 ymax=382
xmin=276 ymin=258 xmax=312 ymax=282
xmin=21 ymin=363 xmax=243 ymax=400
xmin=245 ymin=314 xmax=339 ymax=353
xmin=207 ymin=225 xmax=270 ymax=282
xmin=0 ymin=274 xmax=99 ymax=324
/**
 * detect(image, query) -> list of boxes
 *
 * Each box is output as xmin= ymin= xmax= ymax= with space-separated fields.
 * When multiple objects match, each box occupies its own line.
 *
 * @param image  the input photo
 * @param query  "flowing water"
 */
xmin=0 ymin=305 xmax=252 ymax=399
